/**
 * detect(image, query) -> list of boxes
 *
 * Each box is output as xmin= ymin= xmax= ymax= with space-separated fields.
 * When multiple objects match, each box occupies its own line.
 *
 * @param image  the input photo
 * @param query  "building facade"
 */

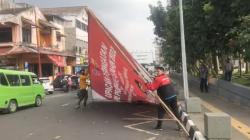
xmin=41 ymin=6 xmax=88 ymax=73
xmin=130 ymin=50 xmax=155 ymax=65
xmin=0 ymin=0 xmax=16 ymax=10
xmin=0 ymin=7 xmax=68 ymax=77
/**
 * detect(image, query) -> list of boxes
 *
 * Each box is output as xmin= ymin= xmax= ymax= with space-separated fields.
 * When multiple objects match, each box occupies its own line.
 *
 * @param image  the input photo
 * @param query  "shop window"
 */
xmin=6 ymin=75 xmax=20 ymax=86
xmin=82 ymin=23 xmax=87 ymax=32
xmin=20 ymin=75 xmax=31 ymax=86
xmin=0 ymin=28 xmax=12 ymax=43
xmin=76 ymin=19 xmax=81 ymax=29
xmin=74 ymin=46 xmax=77 ymax=53
xmin=75 ymin=19 xmax=87 ymax=32
xmin=0 ymin=73 xmax=8 ymax=86
xmin=22 ymin=27 xmax=31 ymax=43
xmin=56 ymin=31 xmax=61 ymax=42
xmin=79 ymin=47 xmax=82 ymax=54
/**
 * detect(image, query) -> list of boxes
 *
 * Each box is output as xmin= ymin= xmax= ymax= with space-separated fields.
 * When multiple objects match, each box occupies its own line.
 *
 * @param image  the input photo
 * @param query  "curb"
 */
xmin=178 ymin=106 xmax=206 ymax=140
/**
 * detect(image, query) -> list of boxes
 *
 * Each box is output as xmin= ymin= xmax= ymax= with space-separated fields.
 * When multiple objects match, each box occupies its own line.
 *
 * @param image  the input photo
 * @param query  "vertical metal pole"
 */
xmin=35 ymin=8 xmax=42 ymax=77
xmin=179 ymin=0 xmax=189 ymax=100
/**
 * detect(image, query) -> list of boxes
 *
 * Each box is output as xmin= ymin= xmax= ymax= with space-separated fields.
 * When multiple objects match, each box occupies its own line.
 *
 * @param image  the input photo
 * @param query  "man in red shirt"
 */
xmin=145 ymin=66 xmax=180 ymax=130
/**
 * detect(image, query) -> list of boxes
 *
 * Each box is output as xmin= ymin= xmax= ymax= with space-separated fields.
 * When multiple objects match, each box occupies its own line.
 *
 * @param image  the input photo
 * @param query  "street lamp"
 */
xmin=179 ymin=0 xmax=189 ymax=100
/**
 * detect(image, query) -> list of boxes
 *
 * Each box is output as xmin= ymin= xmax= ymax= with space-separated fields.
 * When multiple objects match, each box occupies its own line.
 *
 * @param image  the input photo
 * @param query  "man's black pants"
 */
xmin=225 ymin=71 xmax=232 ymax=81
xmin=200 ymin=78 xmax=208 ymax=92
xmin=157 ymin=96 xmax=179 ymax=128
xmin=78 ymin=89 xmax=88 ymax=107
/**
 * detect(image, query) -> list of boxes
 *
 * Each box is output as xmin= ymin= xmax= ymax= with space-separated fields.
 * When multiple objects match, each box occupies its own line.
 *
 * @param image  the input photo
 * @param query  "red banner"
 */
xmin=87 ymin=9 xmax=155 ymax=103
xmin=47 ymin=55 xmax=66 ymax=67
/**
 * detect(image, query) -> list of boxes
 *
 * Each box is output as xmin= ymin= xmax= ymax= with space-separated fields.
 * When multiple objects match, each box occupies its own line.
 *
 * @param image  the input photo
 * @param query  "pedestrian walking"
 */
xmin=225 ymin=58 xmax=233 ymax=81
xmin=75 ymin=69 xmax=88 ymax=109
xmin=145 ymin=66 xmax=180 ymax=130
xmin=199 ymin=64 xmax=208 ymax=93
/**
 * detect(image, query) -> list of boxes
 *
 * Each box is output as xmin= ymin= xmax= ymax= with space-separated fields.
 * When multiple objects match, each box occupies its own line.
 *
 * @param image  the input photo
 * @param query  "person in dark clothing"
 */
xmin=145 ymin=66 xmax=180 ymax=130
xmin=199 ymin=64 xmax=208 ymax=93
xmin=225 ymin=58 xmax=233 ymax=82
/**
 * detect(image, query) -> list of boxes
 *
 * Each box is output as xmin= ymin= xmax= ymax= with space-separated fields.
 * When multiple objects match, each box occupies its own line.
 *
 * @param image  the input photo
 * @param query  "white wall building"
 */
xmin=155 ymin=46 xmax=164 ymax=65
xmin=41 ymin=6 xmax=88 ymax=72
xmin=0 ymin=0 xmax=16 ymax=10
xmin=130 ymin=49 xmax=155 ymax=64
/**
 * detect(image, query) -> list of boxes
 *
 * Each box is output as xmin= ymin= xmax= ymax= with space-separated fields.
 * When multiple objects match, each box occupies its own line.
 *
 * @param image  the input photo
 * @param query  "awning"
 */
xmin=22 ymin=17 xmax=37 ymax=26
xmin=8 ymin=46 xmax=37 ymax=55
xmin=47 ymin=55 xmax=66 ymax=67
xmin=0 ymin=14 xmax=19 ymax=24
xmin=0 ymin=46 xmax=37 ymax=56
xmin=39 ymin=19 xmax=59 ymax=29
xmin=0 ymin=47 xmax=13 ymax=56
xmin=56 ymin=32 xmax=67 ymax=37
xmin=39 ymin=48 xmax=75 ymax=57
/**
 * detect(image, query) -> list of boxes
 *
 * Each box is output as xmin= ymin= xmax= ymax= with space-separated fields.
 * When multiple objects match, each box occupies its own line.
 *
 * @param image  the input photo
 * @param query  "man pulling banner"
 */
xmin=86 ymin=9 xmax=189 ymax=136
xmin=87 ymin=9 xmax=155 ymax=103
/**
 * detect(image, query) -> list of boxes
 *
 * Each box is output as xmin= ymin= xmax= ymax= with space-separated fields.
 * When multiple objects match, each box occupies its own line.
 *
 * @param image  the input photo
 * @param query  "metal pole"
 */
xmin=35 ymin=8 xmax=42 ymax=77
xmin=179 ymin=0 xmax=189 ymax=100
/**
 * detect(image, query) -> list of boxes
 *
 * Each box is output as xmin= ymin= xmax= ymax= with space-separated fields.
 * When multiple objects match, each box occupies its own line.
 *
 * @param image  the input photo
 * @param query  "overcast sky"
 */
xmin=15 ymin=0 xmax=166 ymax=52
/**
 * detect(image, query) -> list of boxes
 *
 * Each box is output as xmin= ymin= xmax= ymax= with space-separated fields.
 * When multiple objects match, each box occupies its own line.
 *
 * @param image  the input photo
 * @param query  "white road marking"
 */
xmin=54 ymin=136 xmax=62 ymax=139
xmin=124 ymin=111 xmax=160 ymax=136
xmin=61 ymin=103 xmax=70 ymax=107
xmin=146 ymin=137 xmax=156 ymax=140
xmin=124 ymin=121 xmax=159 ymax=136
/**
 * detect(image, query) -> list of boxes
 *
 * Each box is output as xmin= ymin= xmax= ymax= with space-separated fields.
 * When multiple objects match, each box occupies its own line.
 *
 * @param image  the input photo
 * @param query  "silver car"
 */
xmin=39 ymin=77 xmax=54 ymax=94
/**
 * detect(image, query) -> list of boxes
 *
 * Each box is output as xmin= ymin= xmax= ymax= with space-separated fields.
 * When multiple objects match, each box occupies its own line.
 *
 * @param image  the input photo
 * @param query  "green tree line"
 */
xmin=149 ymin=0 xmax=250 ymax=77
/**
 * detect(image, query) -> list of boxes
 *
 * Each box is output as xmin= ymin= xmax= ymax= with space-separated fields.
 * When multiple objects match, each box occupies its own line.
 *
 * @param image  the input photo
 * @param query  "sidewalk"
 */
xmin=176 ymin=84 xmax=250 ymax=140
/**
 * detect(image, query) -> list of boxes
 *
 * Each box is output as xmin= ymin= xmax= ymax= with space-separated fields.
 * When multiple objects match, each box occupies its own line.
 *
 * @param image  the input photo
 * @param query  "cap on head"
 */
xmin=155 ymin=66 xmax=164 ymax=71
xmin=81 ymin=69 xmax=85 ymax=74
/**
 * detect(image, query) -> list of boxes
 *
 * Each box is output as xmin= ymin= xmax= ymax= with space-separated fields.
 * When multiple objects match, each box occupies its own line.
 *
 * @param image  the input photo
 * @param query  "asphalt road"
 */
xmin=0 ymin=91 xmax=188 ymax=140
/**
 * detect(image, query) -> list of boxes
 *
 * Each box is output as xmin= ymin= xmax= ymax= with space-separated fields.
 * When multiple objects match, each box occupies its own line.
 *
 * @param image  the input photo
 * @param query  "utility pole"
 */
xmin=35 ymin=8 xmax=42 ymax=77
xmin=179 ymin=0 xmax=189 ymax=100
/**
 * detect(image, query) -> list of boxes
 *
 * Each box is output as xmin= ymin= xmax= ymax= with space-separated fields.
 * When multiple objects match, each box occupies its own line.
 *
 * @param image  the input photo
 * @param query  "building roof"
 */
xmin=41 ymin=6 xmax=87 ymax=16
xmin=0 ymin=7 xmax=32 ymax=15
xmin=45 ymin=14 xmax=70 ymax=22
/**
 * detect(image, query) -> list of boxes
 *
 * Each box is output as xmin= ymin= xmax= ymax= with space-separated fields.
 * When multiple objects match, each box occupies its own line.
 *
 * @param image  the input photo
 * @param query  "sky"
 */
xmin=15 ymin=0 xmax=166 ymax=52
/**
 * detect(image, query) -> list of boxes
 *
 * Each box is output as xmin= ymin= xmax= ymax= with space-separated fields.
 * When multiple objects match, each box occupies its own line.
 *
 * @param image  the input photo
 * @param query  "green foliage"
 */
xmin=203 ymin=2 xmax=214 ymax=14
xmin=231 ymin=15 xmax=250 ymax=61
xmin=149 ymin=0 xmax=250 ymax=76
xmin=149 ymin=2 xmax=181 ymax=71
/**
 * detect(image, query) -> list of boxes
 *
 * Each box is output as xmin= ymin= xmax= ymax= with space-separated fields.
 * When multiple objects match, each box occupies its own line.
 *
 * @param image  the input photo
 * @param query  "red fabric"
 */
xmin=87 ymin=10 xmax=155 ymax=103
xmin=146 ymin=74 xmax=171 ymax=91
xmin=47 ymin=55 xmax=66 ymax=67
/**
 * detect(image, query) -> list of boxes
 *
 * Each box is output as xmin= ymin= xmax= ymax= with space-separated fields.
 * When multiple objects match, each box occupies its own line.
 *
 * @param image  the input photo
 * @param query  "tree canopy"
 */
xmin=149 ymin=0 xmax=250 ymax=76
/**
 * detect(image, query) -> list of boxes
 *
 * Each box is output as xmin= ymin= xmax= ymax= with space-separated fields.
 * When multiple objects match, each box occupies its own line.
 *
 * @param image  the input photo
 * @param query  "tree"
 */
xmin=231 ymin=15 xmax=250 ymax=74
xmin=149 ymin=0 xmax=250 ymax=77
xmin=149 ymin=2 xmax=181 ymax=71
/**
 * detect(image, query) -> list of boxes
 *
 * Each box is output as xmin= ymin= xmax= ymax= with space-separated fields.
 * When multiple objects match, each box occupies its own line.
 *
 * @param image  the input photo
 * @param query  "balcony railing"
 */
xmin=0 ymin=42 xmax=17 ymax=47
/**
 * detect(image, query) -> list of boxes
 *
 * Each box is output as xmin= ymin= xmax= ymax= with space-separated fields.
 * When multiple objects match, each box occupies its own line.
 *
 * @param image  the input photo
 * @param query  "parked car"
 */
xmin=0 ymin=69 xmax=45 ymax=113
xmin=39 ymin=77 xmax=54 ymax=94
xmin=70 ymin=75 xmax=79 ymax=90
xmin=53 ymin=74 xmax=70 ymax=92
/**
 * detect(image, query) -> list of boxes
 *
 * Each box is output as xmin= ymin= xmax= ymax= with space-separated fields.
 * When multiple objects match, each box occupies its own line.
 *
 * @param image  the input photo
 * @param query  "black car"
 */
xmin=53 ymin=75 xmax=70 ymax=92
xmin=70 ymin=75 xmax=79 ymax=90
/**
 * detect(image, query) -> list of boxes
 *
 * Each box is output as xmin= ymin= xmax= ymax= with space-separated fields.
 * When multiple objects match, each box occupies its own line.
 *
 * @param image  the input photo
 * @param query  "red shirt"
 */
xmin=146 ymin=74 xmax=171 ymax=91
